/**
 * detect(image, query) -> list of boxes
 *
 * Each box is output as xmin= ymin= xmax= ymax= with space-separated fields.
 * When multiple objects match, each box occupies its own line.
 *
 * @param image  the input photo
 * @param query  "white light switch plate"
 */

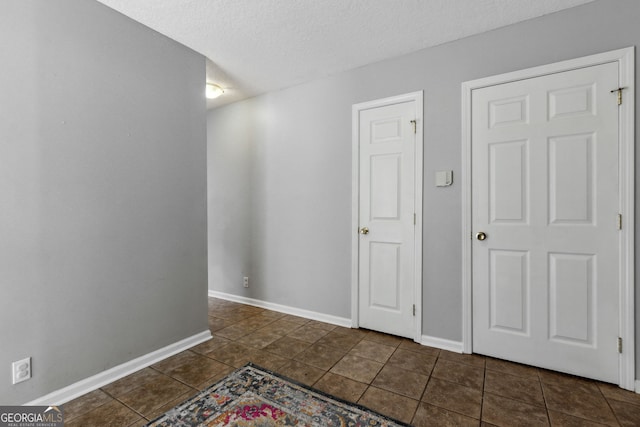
xmin=435 ymin=170 xmax=453 ymax=187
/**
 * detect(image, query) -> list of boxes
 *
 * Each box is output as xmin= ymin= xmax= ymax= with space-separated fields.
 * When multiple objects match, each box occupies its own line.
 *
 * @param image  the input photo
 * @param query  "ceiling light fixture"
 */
xmin=205 ymin=83 xmax=224 ymax=99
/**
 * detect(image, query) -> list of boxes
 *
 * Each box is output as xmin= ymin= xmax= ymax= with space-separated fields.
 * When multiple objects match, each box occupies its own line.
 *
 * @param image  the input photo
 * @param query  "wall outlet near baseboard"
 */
xmin=12 ymin=357 xmax=31 ymax=385
xmin=243 ymin=277 xmax=249 ymax=288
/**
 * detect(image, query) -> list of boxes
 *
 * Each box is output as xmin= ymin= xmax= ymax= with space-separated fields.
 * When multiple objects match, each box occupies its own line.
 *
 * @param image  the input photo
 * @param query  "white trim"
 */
xmin=421 ymin=335 xmax=464 ymax=354
xmin=461 ymin=77 xmax=473 ymax=354
xmin=617 ymin=47 xmax=635 ymax=392
xmin=414 ymin=94 xmax=424 ymax=341
xmin=208 ymin=290 xmax=352 ymax=328
xmin=635 ymin=380 xmax=640 ymax=394
xmin=351 ymin=91 xmax=424 ymax=342
xmin=25 ymin=330 xmax=212 ymax=406
xmin=351 ymin=102 xmax=360 ymax=329
xmin=461 ymin=47 xmax=635 ymax=389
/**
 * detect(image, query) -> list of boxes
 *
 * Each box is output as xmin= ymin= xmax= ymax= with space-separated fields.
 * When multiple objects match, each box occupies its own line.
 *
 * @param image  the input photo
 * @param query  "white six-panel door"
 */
xmin=471 ymin=62 xmax=620 ymax=383
xmin=357 ymin=100 xmax=417 ymax=339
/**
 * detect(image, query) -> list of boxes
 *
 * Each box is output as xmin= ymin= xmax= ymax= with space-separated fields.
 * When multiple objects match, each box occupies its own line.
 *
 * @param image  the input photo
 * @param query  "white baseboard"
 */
xmin=208 ymin=290 xmax=352 ymax=328
xmin=636 ymin=380 xmax=640 ymax=394
xmin=421 ymin=334 xmax=464 ymax=353
xmin=26 ymin=330 xmax=212 ymax=406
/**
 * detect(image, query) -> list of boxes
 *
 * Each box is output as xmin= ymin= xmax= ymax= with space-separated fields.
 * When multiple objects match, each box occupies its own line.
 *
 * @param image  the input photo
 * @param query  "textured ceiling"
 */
xmin=96 ymin=0 xmax=594 ymax=108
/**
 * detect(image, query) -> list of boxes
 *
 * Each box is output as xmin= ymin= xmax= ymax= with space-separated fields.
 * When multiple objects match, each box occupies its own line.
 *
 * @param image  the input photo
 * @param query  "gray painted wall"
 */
xmin=208 ymin=0 xmax=640 ymax=377
xmin=0 ymin=0 xmax=208 ymax=404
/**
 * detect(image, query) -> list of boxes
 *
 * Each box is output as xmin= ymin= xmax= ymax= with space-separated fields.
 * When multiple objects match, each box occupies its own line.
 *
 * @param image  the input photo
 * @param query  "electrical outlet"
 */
xmin=12 ymin=357 xmax=31 ymax=385
xmin=243 ymin=277 xmax=249 ymax=288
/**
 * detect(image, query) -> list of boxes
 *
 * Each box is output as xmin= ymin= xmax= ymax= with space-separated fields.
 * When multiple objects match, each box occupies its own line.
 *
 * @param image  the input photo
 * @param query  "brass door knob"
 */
xmin=359 ymin=227 xmax=369 ymax=235
xmin=476 ymin=232 xmax=487 ymax=241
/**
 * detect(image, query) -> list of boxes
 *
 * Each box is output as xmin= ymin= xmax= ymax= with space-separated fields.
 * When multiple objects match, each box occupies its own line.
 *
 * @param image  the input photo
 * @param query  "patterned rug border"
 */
xmin=146 ymin=362 xmax=412 ymax=426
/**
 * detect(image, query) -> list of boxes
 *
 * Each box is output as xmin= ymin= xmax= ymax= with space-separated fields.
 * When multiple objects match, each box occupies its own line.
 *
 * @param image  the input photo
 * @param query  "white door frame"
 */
xmin=461 ymin=47 xmax=635 ymax=390
xmin=351 ymin=91 xmax=424 ymax=342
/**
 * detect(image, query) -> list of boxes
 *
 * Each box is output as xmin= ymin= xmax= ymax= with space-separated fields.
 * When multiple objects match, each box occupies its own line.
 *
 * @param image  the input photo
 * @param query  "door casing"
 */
xmin=351 ymin=91 xmax=424 ymax=342
xmin=461 ymin=47 xmax=635 ymax=390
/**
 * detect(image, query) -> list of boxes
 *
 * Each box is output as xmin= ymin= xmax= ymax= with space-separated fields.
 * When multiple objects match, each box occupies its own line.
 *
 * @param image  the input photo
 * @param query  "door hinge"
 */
xmin=412 ymin=304 xmax=416 ymax=316
xmin=617 ymin=214 xmax=622 ymax=230
xmin=611 ymin=87 xmax=627 ymax=105
xmin=410 ymin=120 xmax=417 ymax=134
xmin=413 ymin=213 xmax=416 ymax=225
xmin=618 ymin=337 xmax=623 ymax=353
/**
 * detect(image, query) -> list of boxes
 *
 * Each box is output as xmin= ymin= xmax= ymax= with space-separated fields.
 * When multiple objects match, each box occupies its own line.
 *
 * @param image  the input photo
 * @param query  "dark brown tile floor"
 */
xmin=63 ymin=297 xmax=640 ymax=426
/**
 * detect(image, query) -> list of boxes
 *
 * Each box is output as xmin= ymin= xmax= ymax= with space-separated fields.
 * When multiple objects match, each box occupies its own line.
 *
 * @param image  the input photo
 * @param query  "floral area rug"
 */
xmin=146 ymin=363 xmax=409 ymax=426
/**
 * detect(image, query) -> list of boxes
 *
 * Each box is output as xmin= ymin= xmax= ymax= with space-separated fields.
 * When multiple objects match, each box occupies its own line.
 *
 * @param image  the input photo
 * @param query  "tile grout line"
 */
xmin=539 ymin=373 xmax=624 ymax=426
xmin=535 ymin=368 xmax=552 ymax=426
xmin=64 ymin=389 xmax=123 ymax=424
xmin=479 ymin=359 xmax=487 ymax=425
xmin=111 ymin=366 xmax=195 ymax=422
xmin=418 ymin=350 xmax=486 ymax=422
xmin=596 ymin=382 xmax=623 ymax=426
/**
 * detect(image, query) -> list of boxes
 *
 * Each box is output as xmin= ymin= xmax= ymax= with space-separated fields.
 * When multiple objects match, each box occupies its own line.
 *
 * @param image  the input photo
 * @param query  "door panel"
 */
xmin=369 ymin=242 xmax=401 ymax=309
xmin=358 ymin=100 xmax=416 ymax=339
xmin=489 ymin=140 xmax=528 ymax=223
xmin=549 ymin=253 xmax=594 ymax=345
xmin=548 ymin=134 xmax=594 ymax=224
xmin=472 ymin=62 xmax=619 ymax=383
xmin=370 ymin=154 xmax=401 ymax=220
xmin=489 ymin=249 xmax=529 ymax=335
